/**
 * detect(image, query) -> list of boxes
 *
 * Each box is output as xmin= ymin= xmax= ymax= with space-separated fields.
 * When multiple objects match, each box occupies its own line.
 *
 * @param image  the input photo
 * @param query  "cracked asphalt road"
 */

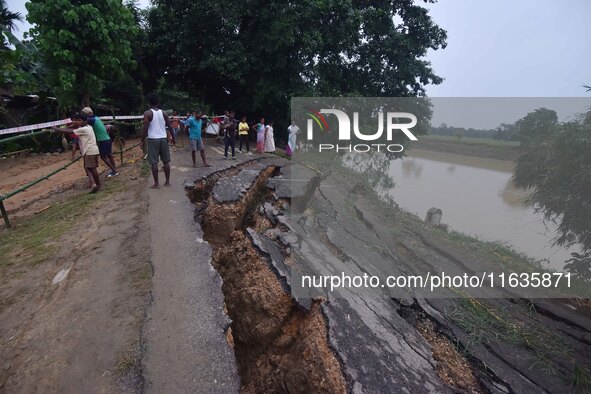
xmin=142 ymin=140 xmax=260 ymax=393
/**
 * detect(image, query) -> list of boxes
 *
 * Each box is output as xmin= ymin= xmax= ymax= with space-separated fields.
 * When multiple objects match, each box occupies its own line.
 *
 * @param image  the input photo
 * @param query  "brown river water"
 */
xmin=387 ymin=149 xmax=579 ymax=272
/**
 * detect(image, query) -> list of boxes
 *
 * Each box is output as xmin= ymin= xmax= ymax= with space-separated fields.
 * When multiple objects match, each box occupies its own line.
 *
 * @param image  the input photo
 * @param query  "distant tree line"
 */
xmin=430 ymin=108 xmax=565 ymax=143
xmin=430 ymin=123 xmax=500 ymax=140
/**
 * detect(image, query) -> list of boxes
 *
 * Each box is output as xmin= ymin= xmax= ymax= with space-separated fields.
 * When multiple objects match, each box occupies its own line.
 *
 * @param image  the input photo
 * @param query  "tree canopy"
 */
xmin=513 ymin=110 xmax=591 ymax=255
xmin=2 ymin=0 xmax=447 ymax=124
xmin=1 ymin=0 xmax=22 ymax=47
xmin=144 ymin=0 xmax=447 ymax=128
xmin=26 ymin=0 xmax=139 ymax=106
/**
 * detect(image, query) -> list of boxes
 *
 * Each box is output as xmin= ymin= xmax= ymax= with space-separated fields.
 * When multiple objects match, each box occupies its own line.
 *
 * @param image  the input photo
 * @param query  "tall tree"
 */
xmin=97 ymin=0 xmax=146 ymax=113
xmin=0 ymin=2 xmax=39 ymax=95
xmin=145 ymin=0 xmax=446 ymax=128
xmin=0 ymin=29 xmax=48 ymax=94
xmin=26 ymin=0 xmax=138 ymax=106
xmin=0 ymin=0 xmax=22 ymax=33
xmin=0 ymin=0 xmax=23 ymax=49
xmin=515 ymin=108 xmax=558 ymax=148
xmin=514 ymin=110 xmax=591 ymax=257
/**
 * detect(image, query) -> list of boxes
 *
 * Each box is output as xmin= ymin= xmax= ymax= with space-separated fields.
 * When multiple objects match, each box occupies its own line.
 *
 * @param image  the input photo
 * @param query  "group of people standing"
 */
xmin=216 ymin=111 xmax=276 ymax=159
xmin=216 ymin=113 xmax=302 ymax=158
xmin=52 ymin=92 xmax=302 ymax=192
xmin=169 ymin=109 xmax=278 ymax=159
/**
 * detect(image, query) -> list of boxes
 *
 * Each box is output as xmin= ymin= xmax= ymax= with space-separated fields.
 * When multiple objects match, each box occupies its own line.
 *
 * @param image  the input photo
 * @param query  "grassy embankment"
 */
xmin=0 ymin=178 xmax=125 ymax=274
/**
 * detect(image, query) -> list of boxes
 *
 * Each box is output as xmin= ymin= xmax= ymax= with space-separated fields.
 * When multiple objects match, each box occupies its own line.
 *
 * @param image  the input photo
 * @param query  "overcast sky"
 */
xmin=6 ymin=0 xmax=591 ymax=99
xmin=425 ymin=0 xmax=590 ymax=97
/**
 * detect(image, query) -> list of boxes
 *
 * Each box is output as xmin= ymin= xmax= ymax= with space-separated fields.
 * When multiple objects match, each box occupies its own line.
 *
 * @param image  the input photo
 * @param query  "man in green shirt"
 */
xmin=82 ymin=107 xmax=119 ymax=177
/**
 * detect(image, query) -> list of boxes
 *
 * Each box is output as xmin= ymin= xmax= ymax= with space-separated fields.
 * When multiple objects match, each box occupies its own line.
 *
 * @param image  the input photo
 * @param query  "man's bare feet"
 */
xmin=203 ymin=164 xmax=212 ymax=167
xmin=150 ymin=184 xmax=160 ymax=189
xmin=164 ymin=183 xmax=171 ymax=187
xmin=89 ymin=185 xmax=99 ymax=194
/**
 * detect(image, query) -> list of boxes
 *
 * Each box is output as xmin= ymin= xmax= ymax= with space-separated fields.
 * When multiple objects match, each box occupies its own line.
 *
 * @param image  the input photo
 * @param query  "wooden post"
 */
xmin=111 ymin=107 xmax=124 ymax=167
xmin=0 ymin=200 xmax=11 ymax=229
xmin=118 ymin=136 xmax=124 ymax=166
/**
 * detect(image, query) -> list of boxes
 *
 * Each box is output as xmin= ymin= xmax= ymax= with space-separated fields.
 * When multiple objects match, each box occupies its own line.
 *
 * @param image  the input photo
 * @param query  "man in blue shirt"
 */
xmin=183 ymin=111 xmax=211 ymax=167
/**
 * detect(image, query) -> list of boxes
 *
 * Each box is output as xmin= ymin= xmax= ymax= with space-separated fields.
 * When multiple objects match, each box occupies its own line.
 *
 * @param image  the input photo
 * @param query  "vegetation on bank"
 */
xmin=513 ymin=109 xmax=591 ymax=278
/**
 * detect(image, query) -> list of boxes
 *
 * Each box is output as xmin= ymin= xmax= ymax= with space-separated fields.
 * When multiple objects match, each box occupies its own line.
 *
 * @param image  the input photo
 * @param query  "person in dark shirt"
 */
xmin=223 ymin=110 xmax=237 ymax=159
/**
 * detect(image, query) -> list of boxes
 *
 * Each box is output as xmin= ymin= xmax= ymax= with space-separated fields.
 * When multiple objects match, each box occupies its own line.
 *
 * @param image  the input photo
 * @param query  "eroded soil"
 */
xmin=196 ymin=162 xmax=347 ymax=393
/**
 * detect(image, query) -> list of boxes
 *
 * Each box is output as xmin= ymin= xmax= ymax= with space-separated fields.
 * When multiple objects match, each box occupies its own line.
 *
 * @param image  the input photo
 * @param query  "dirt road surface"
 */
xmin=0 ymin=140 xmax=241 ymax=393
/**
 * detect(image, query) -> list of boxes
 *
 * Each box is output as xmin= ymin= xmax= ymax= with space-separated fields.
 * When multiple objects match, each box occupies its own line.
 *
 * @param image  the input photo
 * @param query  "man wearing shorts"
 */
xmin=52 ymin=112 xmax=101 ymax=193
xmin=142 ymin=93 xmax=173 ymax=189
xmin=183 ymin=110 xmax=211 ymax=167
xmin=82 ymin=107 xmax=119 ymax=177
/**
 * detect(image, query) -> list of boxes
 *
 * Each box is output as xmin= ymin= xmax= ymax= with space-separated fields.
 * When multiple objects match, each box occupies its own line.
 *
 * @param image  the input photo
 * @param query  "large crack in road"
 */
xmin=185 ymin=156 xmax=591 ymax=393
xmin=187 ymin=159 xmax=347 ymax=393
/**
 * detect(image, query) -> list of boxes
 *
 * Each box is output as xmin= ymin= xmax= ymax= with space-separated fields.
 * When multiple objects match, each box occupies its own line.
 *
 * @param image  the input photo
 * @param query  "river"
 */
xmin=387 ymin=149 xmax=577 ymax=271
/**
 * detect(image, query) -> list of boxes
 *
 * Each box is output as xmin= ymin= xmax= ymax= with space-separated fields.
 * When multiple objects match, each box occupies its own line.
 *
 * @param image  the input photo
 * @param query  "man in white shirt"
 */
xmin=287 ymin=121 xmax=301 ymax=156
xmin=141 ymin=93 xmax=173 ymax=189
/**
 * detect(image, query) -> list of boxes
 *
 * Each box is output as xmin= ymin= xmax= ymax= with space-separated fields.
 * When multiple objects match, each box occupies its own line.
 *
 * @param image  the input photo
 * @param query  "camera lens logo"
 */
xmin=305 ymin=109 xmax=330 ymax=133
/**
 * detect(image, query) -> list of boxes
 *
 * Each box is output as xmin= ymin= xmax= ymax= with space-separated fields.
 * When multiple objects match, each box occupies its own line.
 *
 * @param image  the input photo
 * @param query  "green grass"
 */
xmin=0 ymin=179 xmax=124 ymax=273
xmin=571 ymin=364 xmax=591 ymax=393
xmin=427 ymin=226 xmax=590 ymax=297
xmin=448 ymin=297 xmax=590 ymax=390
xmin=421 ymin=134 xmax=521 ymax=147
xmin=444 ymin=228 xmax=542 ymax=271
xmin=140 ymin=160 xmax=150 ymax=178
xmin=448 ymin=297 xmax=568 ymax=355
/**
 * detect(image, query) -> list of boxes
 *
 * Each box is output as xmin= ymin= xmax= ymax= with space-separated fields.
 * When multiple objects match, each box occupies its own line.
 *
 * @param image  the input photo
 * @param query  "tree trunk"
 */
xmin=81 ymin=92 xmax=90 ymax=107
